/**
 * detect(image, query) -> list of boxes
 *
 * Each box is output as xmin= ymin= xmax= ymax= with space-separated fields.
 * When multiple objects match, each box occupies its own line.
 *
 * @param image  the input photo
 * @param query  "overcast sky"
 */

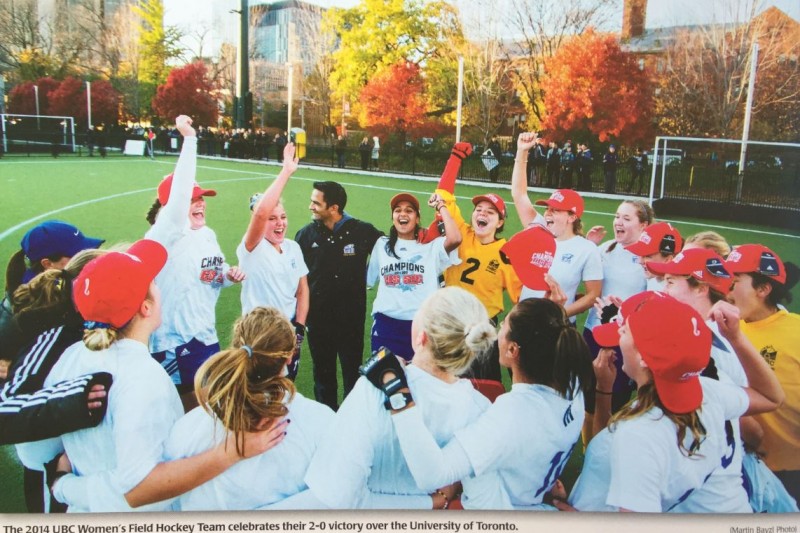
xmin=164 ymin=0 xmax=800 ymax=54
xmin=297 ymin=0 xmax=800 ymax=27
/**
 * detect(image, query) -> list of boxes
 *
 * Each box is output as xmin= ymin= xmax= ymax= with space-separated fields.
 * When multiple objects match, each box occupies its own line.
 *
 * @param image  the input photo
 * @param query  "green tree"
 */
xmin=325 ymin=0 xmax=463 ymax=114
xmin=132 ymin=0 xmax=182 ymax=119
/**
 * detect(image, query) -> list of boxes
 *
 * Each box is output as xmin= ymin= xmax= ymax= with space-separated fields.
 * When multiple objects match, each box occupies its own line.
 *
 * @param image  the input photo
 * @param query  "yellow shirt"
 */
xmin=438 ymin=189 xmax=522 ymax=318
xmin=741 ymin=310 xmax=800 ymax=471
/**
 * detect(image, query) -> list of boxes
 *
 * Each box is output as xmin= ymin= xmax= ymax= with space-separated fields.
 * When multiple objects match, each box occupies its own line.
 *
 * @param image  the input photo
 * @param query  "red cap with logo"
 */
xmin=72 ymin=239 xmax=168 ymax=329
xmin=593 ymin=291 xmax=711 ymax=414
xmin=625 ymin=222 xmax=683 ymax=257
xmin=726 ymin=244 xmax=786 ymax=285
xmin=535 ymin=189 xmax=584 ymax=218
xmin=472 ymin=193 xmax=507 ymax=219
xmin=157 ymin=174 xmax=217 ymax=206
xmin=645 ymin=247 xmax=733 ymax=294
xmin=500 ymin=225 xmax=556 ymax=290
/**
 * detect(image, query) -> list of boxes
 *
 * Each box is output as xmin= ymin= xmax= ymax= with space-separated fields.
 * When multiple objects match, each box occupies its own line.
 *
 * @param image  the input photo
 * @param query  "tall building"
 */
xmin=250 ymin=0 xmax=325 ymax=71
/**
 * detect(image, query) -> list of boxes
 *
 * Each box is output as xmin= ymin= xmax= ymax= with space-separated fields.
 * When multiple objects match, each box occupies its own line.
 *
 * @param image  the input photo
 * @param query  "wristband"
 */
xmin=595 ymin=389 xmax=612 ymax=395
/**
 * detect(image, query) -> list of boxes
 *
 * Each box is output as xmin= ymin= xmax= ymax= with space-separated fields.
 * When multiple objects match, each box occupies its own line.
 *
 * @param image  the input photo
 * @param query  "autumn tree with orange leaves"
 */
xmin=358 ymin=62 xmax=445 ymax=144
xmin=541 ymin=29 xmax=653 ymax=145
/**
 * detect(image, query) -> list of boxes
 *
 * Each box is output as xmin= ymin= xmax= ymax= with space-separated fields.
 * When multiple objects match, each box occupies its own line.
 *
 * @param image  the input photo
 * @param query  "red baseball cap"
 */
xmin=535 ymin=189 xmax=584 ymax=218
xmin=645 ymin=248 xmax=733 ymax=295
xmin=500 ymin=225 xmax=556 ymax=290
xmin=390 ymin=193 xmax=420 ymax=212
xmin=593 ymin=291 xmax=711 ymax=414
xmin=726 ymin=244 xmax=786 ymax=285
xmin=625 ymin=222 xmax=683 ymax=257
xmin=72 ymin=239 xmax=168 ymax=329
xmin=157 ymin=174 xmax=217 ymax=206
xmin=472 ymin=193 xmax=507 ymax=219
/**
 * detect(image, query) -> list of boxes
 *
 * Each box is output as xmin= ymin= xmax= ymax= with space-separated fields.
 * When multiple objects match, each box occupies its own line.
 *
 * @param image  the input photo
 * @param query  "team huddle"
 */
xmin=1 ymin=117 xmax=798 ymax=513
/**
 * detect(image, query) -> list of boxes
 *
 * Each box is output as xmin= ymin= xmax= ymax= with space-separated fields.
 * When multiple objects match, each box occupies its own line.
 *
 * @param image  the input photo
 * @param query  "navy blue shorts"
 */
xmin=371 ymin=313 xmax=413 ymax=361
xmin=152 ymin=338 xmax=220 ymax=391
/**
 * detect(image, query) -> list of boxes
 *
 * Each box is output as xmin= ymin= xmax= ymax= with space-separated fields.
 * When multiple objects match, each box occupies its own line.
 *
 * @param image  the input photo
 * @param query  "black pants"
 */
xmin=775 ymin=470 xmax=800 ymax=504
xmin=24 ymin=467 xmax=45 ymax=513
xmin=307 ymin=312 xmax=366 ymax=411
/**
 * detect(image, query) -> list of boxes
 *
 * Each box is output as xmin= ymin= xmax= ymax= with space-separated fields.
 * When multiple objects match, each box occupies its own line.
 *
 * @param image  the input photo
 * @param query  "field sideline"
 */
xmin=1 ymin=153 xmax=798 ymax=513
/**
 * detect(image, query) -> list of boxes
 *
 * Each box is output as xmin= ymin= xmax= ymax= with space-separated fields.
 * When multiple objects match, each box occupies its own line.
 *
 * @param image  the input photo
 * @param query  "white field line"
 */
xmin=2 ymin=158 xmax=798 ymax=241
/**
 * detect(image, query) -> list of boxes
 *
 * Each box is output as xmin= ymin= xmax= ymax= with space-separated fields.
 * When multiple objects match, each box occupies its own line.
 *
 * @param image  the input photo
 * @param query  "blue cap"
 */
xmin=21 ymin=221 xmax=104 ymax=275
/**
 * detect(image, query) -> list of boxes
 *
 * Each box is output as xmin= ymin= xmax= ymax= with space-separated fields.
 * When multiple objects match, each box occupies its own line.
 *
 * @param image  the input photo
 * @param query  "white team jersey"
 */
xmin=303 ymin=365 xmax=503 ymax=509
xmin=367 ymin=236 xmax=459 ymax=321
xmin=707 ymin=320 xmax=748 ymax=387
xmin=237 ymin=237 xmax=308 ymax=319
xmin=521 ymin=216 xmax=603 ymax=319
xmin=456 ymin=384 xmax=584 ymax=509
xmin=584 ymin=240 xmax=646 ymax=330
xmin=670 ymin=370 xmax=751 ymax=513
xmin=570 ymin=377 xmax=749 ymax=512
xmin=45 ymin=339 xmax=183 ymax=512
xmin=146 ymin=225 xmax=229 ymax=352
xmin=164 ymin=392 xmax=333 ymax=510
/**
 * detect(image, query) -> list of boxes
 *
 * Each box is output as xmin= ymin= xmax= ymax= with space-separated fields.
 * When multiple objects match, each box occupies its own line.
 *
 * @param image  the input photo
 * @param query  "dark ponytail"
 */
xmin=507 ymin=299 xmax=592 ymax=399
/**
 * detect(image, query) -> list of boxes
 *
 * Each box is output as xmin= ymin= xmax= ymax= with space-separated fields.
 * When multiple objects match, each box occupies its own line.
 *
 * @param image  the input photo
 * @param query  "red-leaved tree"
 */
xmin=48 ymin=78 xmax=121 ymax=127
xmin=358 ymin=62 xmax=444 ymax=143
xmin=541 ymin=29 xmax=653 ymax=145
xmin=8 ymin=77 xmax=61 ymax=115
xmin=152 ymin=62 xmax=218 ymax=126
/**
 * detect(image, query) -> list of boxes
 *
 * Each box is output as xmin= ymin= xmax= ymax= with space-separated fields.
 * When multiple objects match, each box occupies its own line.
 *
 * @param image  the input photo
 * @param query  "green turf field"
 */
xmin=1 ymin=152 xmax=799 ymax=513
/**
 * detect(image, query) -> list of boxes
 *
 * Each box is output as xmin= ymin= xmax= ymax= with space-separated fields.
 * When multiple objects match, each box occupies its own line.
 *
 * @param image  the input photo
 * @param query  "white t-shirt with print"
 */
xmin=367 ymin=236 xmax=458 ymax=321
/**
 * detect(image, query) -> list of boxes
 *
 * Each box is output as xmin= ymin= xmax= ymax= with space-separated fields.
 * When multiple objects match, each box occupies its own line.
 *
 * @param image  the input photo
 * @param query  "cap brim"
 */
xmin=195 ymin=187 xmax=217 ymax=198
xmin=592 ymin=322 xmax=621 ymax=347
xmin=67 ymin=236 xmax=105 ymax=256
xmin=644 ymin=260 xmax=677 ymax=276
xmin=127 ymin=239 xmax=168 ymax=282
xmin=624 ymin=240 xmax=655 ymax=257
xmin=534 ymin=199 xmax=553 ymax=208
xmin=390 ymin=193 xmax=419 ymax=211
xmin=652 ymin=374 xmax=703 ymax=414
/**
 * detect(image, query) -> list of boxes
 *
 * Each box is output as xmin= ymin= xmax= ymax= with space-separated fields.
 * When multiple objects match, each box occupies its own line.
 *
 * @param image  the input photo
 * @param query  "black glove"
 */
xmin=359 ymin=347 xmax=413 ymax=410
xmin=86 ymin=371 xmax=113 ymax=422
xmin=289 ymin=321 xmax=305 ymax=381
xmin=44 ymin=453 xmax=69 ymax=513
xmin=600 ymin=303 xmax=620 ymax=325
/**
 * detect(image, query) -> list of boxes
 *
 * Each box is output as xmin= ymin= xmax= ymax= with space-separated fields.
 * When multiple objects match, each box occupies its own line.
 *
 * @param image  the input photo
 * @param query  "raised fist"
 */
xmin=452 ymin=142 xmax=473 ymax=159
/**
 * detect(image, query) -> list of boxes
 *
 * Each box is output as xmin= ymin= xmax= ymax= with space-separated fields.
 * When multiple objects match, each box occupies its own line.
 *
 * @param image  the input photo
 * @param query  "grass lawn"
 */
xmin=1 ymin=152 xmax=799 ymax=513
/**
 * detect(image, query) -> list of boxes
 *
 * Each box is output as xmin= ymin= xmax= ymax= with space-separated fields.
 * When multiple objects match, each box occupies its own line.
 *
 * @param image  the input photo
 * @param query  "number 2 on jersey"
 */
xmin=460 ymin=258 xmax=480 ymax=285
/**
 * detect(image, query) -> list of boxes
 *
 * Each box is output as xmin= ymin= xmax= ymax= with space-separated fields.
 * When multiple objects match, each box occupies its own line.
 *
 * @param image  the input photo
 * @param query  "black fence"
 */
xmin=4 ymin=131 xmax=799 ymax=216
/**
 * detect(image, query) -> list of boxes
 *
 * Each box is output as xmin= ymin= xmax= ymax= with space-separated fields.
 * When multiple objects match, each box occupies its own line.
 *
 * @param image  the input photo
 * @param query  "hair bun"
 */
xmin=464 ymin=321 xmax=497 ymax=355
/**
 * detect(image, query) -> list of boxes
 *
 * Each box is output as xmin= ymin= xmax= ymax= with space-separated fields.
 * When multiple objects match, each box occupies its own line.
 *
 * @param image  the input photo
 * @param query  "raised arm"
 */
xmin=151 ymin=115 xmax=197 ymax=236
xmin=708 ymin=301 xmax=785 ymax=415
xmin=429 ymin=193 xmax=462 ymax=253
xmin=511 ymin=132 xmax=541 ymax=227
xmin=243 ymin=143 xmax=299 ymax=252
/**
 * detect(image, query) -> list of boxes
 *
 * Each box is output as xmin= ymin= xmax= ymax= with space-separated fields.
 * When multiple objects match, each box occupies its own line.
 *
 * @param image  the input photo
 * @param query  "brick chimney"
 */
xmin=622 ymin=0 xmax=648 ymax=40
